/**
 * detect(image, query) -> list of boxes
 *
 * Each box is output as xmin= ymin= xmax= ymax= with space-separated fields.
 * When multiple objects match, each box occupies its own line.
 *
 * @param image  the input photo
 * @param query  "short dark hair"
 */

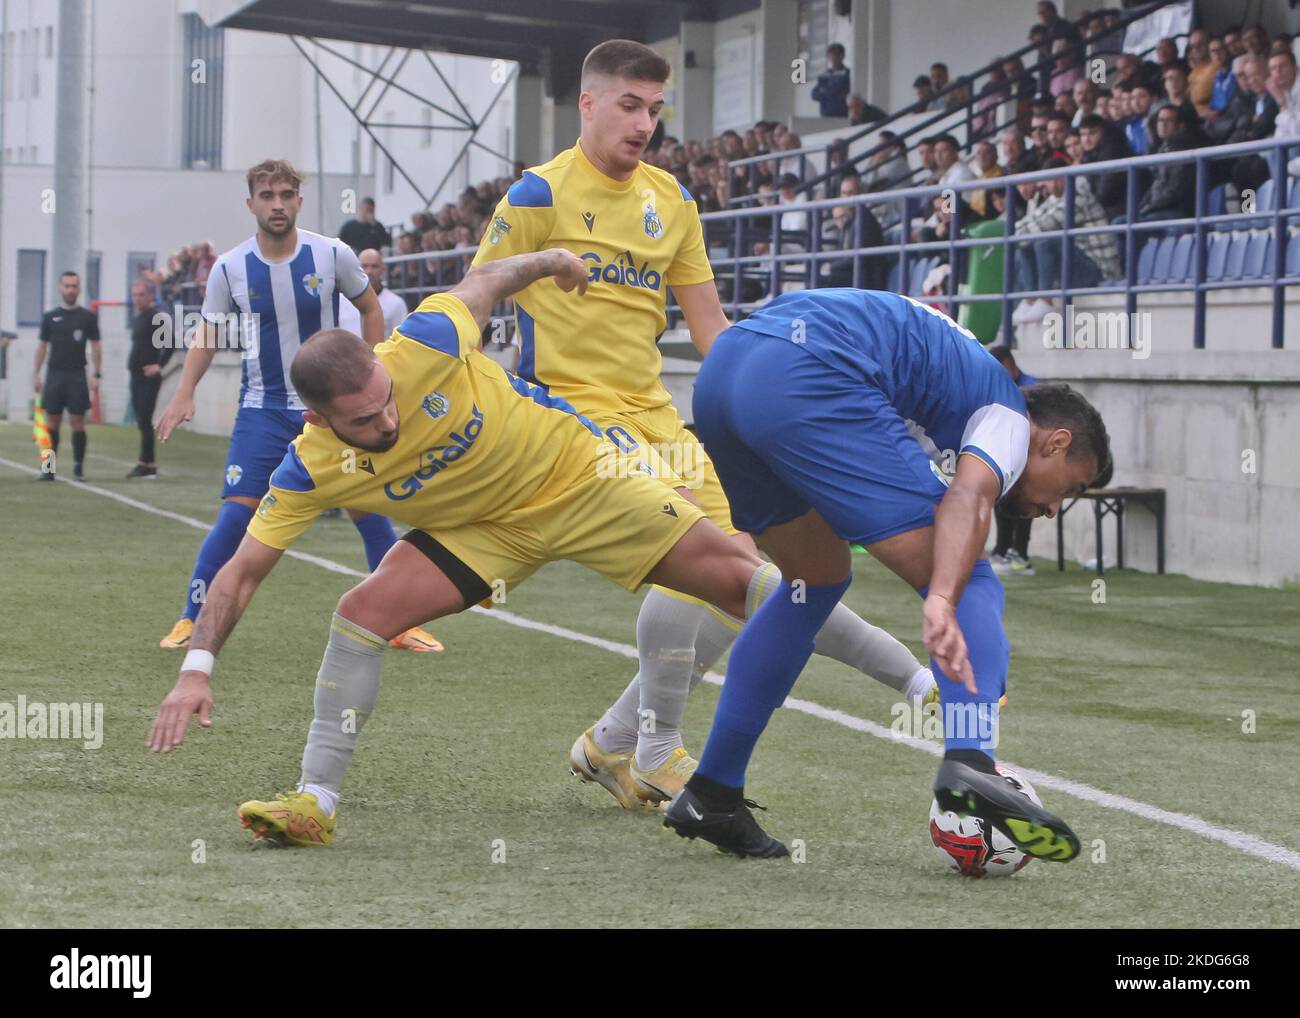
xmin=1024 ymin=382 xmax=1111 ymax=480
xmin=933 ymin=133 xmax=959 ymax=150
xmin=778 ymin=172 xmax=801 ymax=190
xmin=1046 ymin=111 xmax=1072 ymax=126
xmin=290 ymin=329 xmax=377 ymax=412
xmin=581 ymin=39 xmax=670 ymax=86
xmin=1079 ymin=113 xmax=1108 ymax=130
xmin=60 ymin=270 xmax=79 ymax=280
xmin=827 ymin=43 xmax=845 ymax=57
xmin=931 ymin=61 xmax=949 ymax=73
xmin=913 ymin=74 xmax=933 ymax=89
xmin=361 ymin=197 xmax=376 ymax=207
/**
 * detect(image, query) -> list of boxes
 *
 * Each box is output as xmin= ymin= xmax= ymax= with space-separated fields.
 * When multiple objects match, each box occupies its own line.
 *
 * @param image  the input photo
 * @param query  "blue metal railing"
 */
xmin=384 ymin=135 xmax=1300 ymax=352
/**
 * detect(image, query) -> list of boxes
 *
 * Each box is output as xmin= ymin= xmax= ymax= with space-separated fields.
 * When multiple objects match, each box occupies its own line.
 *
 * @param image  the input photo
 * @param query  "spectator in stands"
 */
xmin=933 ymin=133 xmax=975 ymax=187
xmin=1030 ymin=24 xmax=1054 ymax=98
xmin=1187 ymin=31 xmax=1216 ymax=117
xmin=812 ymin=43 xmax=851 ymax=118
xmin=1224 ymin=26 xmax=1244 ymax=59
xmin=1050 ymin=38 xmax=1085 ymax=97
xmin=339 ymin=197 xmax=390 ymax=254
xmin=862 ymin=131 xmax=911 ymax=191
xmin=973 ymin=63 xmax=1009 ymax=140
xmin=1207 ymin=38 xmax=1239 ymax=120
xmin=1161 ymin=64 xmax=1199 ymax=125
xmin=847 ymin=93 xmax=887 ymax=125
xmin=820 ymin=174 xmax=887 ymax=289
xmin=999 ymin=127 xmax=1037 ymax=174
xmin=1122 ymin=81 xmax=1157 ymax=155
xmin=1028 ymin=111 xmax=1050 ymax=157
xmin=1079 ymin=113 xmax=1133 ymax=219
xmin=1138 ymin=105 xmax=1203 ymax=222
xmin=968 ymin=141 xmax=1005 ymax=218
xmin=1112 ymin=53 xmax=1145 ymax=92
xmin=1055 ymin=90 xmax=1078 ymax=121
xmin=929 ymin=62 xmax=968 ymax=111
xmin=1242 ymin=26 xmax=1267 ymax=58
xmin=1064 ymin=130 xmax=1084 ymax=164
xmin=1042 ymin=112 xmax=1073 ymax=163
xmin=1037 ymin=1 xmax=1081 ymax=48
xmin=1071 ymin=79 xmax=1100 ymax=126
xmin=1266 ymin=49 xmax=1300 ymax=178
xmin=916 ymin=136 xmax=940 ymax=185
xmin=1003 ymin=54 xmax=1036 ymax=120
xmin=1012 ymin=157 xmax=1119 ymax=323
xmin=913 ymin=74 xmax=937 ymax=113
xmin=1213 ymin=55 xmax=1271 ymax=148
xmin=1154 ymin=37 xmax=1179 ymax=71
xmin=777 ymin=172 xmax=809 ymax=233
xmin=1270 ymin=35 xmax=1294 ymax=58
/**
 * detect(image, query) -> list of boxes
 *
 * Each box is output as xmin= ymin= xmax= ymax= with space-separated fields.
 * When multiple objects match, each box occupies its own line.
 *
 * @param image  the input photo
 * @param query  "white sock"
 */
xmin=300 ymin=783 xmax=338 ymax=816
xmin=632 ymin=587 xmax=707 ymax=771
xmin=689 ymin=607 xmax=742 ymax=690
xmin=592 ymin=677 xmax=639 ymax=754
xmin=903 ymin=666 xmax=937 ymax=701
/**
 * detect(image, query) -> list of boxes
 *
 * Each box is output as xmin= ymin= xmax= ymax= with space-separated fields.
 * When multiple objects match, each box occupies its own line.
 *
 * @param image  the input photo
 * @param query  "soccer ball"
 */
xmin=928 ymin=765 xmax=1040 ymax=877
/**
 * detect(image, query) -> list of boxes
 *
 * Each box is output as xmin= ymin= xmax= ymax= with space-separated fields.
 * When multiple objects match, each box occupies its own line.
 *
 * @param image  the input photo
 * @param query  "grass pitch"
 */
xmin=1 ymin=422 xmax=1297 ymax=928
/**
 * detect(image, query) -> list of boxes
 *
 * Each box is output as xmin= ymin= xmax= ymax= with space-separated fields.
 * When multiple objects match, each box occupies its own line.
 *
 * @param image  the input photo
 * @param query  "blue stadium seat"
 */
xmin=1206 ymin=231 xmax=1231 ymax=280
xmin=1150 ymin=236 xmax=1177 ymax=282
xmin=1224 ymin=231 xmax=1250 ymax=278
xmin=1208 ymin=185 xmax=1227 ymax=217
xmin=1287 ymin=231 xmax=1300 ymax=276
xmin=887 ymin=261 xmax=902 ymax=293
xmin=1136 ymin=238 xmax=1158 ymax=282
xmin=1256 ymin=178 xmax=1276 ymax=213
xmin=1169 ymin=234 xmax=1194 ymax=283
xmin=1289 ymin=178 xmax=1300 ymax=211
xmin=1243 ymin=232 xmax=1272 ymax=278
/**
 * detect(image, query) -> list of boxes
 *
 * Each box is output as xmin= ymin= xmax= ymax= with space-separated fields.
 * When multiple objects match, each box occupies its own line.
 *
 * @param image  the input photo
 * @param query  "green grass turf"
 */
xmin=1 ymin=421 xmax=1297 ymax=928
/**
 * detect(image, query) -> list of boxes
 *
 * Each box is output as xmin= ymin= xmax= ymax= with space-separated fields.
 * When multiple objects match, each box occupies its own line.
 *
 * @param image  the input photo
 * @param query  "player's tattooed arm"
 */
xmin=189 ymin=536 xmax=286 ymax=656
xmin=452 ymin=249 xmax=588 ymax=330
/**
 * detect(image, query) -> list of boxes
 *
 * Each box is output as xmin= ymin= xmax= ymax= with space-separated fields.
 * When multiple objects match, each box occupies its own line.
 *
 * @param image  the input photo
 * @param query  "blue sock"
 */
xmin=920 ymin=559 xmax=1007 ymax=760
xmin=352 ymin=514 xmax=398 ymax=572
xmin=183 ymin=501 xmax=255 ymax=621
xmin=696 ymin=575 xmax=852 ymax=789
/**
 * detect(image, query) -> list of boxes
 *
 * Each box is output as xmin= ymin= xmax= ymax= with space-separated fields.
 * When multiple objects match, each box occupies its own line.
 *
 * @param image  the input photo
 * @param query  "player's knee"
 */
xmin=335 ymin=583 xmax=374 ymax=626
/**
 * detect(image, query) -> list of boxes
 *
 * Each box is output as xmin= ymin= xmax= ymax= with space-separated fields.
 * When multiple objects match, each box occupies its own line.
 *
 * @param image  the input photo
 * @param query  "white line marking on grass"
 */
xmin=3 ymin=452 xmax=1298 ymax=874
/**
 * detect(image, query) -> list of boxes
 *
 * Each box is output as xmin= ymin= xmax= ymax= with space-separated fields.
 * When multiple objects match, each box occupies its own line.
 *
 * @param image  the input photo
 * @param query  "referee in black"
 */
xmin=31 ymin=271 xmax=100 ymax=481
xmin=126 ymin=279 xmax=172 ymax=478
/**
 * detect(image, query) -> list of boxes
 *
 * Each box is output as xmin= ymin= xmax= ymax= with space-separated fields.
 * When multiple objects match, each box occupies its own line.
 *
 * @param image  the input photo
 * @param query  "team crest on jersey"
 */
xmin=226 ymin=464 xmax=243 ymax=486
xmin=257 ymin=493 xmax=277 ymax=517
xmin=301 ymin=272 xmax=324 ymax=296
xmin=421 ymin=391 xmax=450 ymax=420
xmin=642 ymin=207 xmax=664 ymax=240
xmin=488 ymin=215 xmax=512 ymax=245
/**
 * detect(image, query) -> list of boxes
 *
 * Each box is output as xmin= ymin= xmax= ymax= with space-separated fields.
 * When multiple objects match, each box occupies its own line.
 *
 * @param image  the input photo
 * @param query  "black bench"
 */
xmin=1055 ymin=487 xmax=1167 ymax=576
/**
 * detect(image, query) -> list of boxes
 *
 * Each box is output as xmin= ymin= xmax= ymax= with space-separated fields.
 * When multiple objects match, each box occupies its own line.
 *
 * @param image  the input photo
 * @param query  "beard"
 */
xmin=333 ymin=421 xmax=400 ymax=453
xmin=260 ymin=214 xmax=295 ymax=237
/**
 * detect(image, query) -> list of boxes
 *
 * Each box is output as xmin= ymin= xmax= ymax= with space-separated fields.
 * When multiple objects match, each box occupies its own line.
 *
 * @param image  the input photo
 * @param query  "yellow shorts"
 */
xmin=587 ymin=403 xmax=739 ymax=536
xmin=425 ymin=430 xmax=706 ymax=595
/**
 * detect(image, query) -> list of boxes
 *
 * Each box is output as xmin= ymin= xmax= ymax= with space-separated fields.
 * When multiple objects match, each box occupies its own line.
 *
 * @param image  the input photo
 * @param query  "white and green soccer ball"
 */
xmin=928 ymin=765 xmax=1041 ymax=878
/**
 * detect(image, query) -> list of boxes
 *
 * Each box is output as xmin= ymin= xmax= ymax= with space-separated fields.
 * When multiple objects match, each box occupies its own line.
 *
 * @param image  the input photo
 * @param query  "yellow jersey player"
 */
xmin=473 ymin=40 xmax=939 ymax=810
xmin=146 ymin=248 xmax=779 ymax=847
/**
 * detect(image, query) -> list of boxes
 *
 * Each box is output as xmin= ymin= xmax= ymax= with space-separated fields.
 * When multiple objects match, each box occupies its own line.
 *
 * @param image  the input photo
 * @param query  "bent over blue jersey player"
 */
xmin=664 ymin=289 xmax=1110 ymax=860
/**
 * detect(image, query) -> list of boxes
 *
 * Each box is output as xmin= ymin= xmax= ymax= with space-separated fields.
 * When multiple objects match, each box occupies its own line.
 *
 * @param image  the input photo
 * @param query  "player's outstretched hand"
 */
xmin=147 ymin=671 xmax=213 ymax=753
xmin=922 ymin=593 xmax=977 ymax=694
xmin=551 ymin=249 xmax=589 ymax=296
xmin=156 ymin=393 xmax=195 ymax=443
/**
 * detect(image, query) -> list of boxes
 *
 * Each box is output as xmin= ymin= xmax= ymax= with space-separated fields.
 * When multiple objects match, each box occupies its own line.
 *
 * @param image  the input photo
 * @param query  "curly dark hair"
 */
xmin=1023 ymin=382 xmax=1112 ymax=485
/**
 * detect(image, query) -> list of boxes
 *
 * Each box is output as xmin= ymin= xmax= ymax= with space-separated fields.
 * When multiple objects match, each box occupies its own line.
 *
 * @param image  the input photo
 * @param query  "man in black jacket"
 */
xmin=1079 ymin=113 xmax=1134 ymax=220
xmin=126 ymin=279 xmax=173 ymax=478
xmin=1139 ymin=106 xmax=1207 ymax=221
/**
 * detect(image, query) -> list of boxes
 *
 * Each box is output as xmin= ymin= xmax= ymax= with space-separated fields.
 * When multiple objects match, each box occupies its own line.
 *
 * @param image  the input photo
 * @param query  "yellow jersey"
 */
xmin=471 ymin=139 xmax=714 ymax=413
xmin=246 ymin=292 xmax=605 ymax=552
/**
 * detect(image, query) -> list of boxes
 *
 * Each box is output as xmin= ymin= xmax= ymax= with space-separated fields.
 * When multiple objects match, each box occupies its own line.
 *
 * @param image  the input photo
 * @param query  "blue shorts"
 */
xmin=692 ymin=328 xmax=947 ymax=545
xmin=221 ymin=406 xmax=306 ymax=499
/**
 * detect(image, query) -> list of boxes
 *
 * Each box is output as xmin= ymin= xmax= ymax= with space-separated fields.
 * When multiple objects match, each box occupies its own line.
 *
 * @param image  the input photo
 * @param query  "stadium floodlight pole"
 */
xmin=51 ymin=0 xmax=87 ymax=307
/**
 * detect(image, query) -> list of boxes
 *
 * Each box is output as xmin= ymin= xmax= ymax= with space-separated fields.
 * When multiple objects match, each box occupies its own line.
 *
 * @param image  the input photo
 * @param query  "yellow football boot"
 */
xmin=238 ymin=790 xmax=335 ymax=846
xmin=159 ymin=618 xmax=193 ymax=649
xmin=389 ymin=626 xmax=444 ymax=652
xmin=568 ymin=727 xmax=658 ymax=811
xmin=630 ymin=746 xmax=698 ymax=805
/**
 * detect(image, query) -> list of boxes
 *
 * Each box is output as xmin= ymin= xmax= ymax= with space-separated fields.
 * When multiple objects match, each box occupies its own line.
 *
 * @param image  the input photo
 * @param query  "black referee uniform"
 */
xmin=38 ymin=304 xmax=100 ymax=478
xmin=128 ymin=301 xmax=173 ymax=471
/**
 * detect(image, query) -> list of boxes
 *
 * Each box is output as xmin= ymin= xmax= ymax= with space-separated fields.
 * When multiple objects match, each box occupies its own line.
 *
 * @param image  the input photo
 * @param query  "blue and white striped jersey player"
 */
xmin=664 ymin=289 xmax=1111 ymax=861
xmin=155 ymin=159 xmax=439 ymax=653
